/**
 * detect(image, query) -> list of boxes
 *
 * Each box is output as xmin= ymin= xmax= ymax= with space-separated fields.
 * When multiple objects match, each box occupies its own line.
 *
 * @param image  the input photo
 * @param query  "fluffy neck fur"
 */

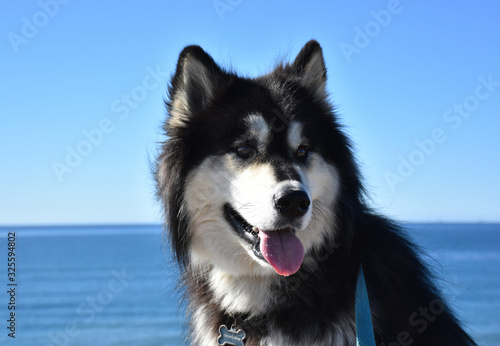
xmin=183 ymin=231 xmax=359 ymax=346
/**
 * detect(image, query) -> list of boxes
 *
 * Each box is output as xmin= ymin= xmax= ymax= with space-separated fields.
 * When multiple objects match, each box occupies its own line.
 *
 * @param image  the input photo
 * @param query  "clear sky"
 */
xmin=1 ymin=1 xmax=499 ymax=225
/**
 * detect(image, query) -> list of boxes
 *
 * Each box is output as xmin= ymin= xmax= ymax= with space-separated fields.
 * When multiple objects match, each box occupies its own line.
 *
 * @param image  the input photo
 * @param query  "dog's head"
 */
xmin=156 ymin=41 xmax=362 ymax=277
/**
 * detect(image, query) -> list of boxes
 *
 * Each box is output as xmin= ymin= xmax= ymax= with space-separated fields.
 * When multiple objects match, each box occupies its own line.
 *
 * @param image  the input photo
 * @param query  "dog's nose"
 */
xmin=275 ymin=190 xmax=310 ymax=219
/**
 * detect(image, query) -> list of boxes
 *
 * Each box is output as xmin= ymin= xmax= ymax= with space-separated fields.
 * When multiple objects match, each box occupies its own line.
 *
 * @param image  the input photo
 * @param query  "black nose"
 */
xmin=275 ymin=190 xmax=310 ymax=219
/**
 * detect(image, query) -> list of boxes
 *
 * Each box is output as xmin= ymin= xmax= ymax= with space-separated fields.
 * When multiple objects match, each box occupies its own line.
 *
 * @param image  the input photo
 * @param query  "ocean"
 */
xmin=0 ymin=223 xmax=498 ymax=345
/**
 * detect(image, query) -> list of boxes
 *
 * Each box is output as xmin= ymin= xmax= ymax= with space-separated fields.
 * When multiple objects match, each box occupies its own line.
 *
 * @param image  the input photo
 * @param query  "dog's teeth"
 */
xmin=252 ymin=227 xmax=259 ymax=233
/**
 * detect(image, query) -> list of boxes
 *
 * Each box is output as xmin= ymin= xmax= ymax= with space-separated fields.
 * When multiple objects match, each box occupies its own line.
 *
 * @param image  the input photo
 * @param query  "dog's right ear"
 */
xmin=167 ymin=45 xmax=222 ymax=126
xmin=290 ymin=40 xmax=327 ymax=100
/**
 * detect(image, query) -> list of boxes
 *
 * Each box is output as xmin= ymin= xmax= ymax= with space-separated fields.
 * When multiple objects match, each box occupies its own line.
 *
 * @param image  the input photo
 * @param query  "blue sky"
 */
xmin=1 ymin=1 xmax=499 ymax=225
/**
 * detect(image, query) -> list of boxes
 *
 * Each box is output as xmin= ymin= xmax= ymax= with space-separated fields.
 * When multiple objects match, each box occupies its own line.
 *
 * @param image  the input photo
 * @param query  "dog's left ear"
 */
xmin=290 ymin=40 xmax=327 ymax=99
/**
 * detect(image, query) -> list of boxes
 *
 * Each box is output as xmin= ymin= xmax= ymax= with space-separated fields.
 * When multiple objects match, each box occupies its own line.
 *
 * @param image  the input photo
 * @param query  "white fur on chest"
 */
xmin=208 ymin=268 xmax=277 ymax=316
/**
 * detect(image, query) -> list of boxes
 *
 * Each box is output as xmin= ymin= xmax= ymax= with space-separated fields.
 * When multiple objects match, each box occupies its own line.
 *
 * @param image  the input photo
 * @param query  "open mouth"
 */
xmin=223 ymin=204 xmax=263 ymax=259
xmin=223 ymin=203 xmax=304 ymax=276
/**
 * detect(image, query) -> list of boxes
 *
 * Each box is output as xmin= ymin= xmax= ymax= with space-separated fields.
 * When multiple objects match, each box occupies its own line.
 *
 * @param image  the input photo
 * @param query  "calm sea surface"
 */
xmin=0 ymin=223 xmax=498 ymax=345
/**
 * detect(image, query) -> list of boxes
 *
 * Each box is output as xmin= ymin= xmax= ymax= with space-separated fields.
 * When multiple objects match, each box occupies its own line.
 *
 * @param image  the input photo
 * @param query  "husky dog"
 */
xmin=156 ymin=40 xmax=475 ymax=345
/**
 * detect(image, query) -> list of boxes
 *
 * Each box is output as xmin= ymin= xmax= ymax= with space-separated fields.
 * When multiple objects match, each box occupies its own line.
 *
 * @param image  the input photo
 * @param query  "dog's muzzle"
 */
xmin=223 ymin=185 xmax=311 ymax=276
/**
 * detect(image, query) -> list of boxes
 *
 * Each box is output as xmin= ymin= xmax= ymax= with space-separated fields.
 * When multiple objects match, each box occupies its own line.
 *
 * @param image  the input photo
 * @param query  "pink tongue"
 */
xmin=258 ymin=229 xmax=304 ymax=276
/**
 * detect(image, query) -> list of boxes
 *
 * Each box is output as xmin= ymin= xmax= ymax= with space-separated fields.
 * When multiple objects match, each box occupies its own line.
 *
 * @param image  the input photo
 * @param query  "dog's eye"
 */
xmin=297 ymin=145 xmax=309 ymax=158
xmin=235 ymin=145 xmax=257 ymax=159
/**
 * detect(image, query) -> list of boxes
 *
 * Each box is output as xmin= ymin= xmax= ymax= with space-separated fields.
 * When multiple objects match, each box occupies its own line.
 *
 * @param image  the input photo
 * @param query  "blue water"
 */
xmin=0 ymin=224 xmax=498 ymax=345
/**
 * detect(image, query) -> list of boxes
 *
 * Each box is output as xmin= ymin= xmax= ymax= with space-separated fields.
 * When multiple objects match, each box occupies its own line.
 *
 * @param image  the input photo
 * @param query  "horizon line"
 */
xmin=1 ymin=221 xmax=499 ymax=229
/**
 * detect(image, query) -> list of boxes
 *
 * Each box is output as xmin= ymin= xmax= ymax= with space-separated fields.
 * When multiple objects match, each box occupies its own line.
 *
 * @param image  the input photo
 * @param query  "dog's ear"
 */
xmin=167 ymin=45 xmax=222 ymax=126
xmin=290 ymin=40 xmax=327 ymax=99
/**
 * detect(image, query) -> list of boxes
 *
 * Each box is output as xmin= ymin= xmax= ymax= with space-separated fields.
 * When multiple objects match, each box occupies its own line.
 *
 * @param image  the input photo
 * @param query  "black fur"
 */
xmin=156 ymin=40 xmax=476 ymax=345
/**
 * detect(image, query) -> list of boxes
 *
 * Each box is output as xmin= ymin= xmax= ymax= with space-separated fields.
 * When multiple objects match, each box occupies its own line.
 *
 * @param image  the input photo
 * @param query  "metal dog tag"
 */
xmin=217 ymin=324 xmax=246 ymax=346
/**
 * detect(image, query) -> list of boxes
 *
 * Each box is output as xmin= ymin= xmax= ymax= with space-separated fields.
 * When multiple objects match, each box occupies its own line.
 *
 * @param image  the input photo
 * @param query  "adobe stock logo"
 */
xmin=385 ymin=74 xmax=499 ymax=193
xmin=45 ymin=268 xmax=135 ymax=346
xmin=213 ymin=0 xmax=243 ymax=21
xmin=339 ymin=0 xmax=411 ymax=64
xmin=379 ymin=298 xmax=447 ymax=346
xmin=7 ymin=0 xmax=71 ymax=54
xmin=51 ymin=64 xmax=168 ymax=182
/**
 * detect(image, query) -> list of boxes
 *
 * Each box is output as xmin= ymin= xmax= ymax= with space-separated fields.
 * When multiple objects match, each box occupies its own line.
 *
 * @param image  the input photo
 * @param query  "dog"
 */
xmin=155 ymin=40 xmax=476 ymax=345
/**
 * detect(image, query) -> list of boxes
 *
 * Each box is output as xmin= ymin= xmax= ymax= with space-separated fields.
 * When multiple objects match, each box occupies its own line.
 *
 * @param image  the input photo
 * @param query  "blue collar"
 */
xmin=355 ymin=265 xmax=376 ymax=346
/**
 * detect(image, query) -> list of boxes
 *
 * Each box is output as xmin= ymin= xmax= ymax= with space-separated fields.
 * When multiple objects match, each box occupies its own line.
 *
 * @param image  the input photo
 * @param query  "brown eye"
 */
xmin=297 ymin=145 xmax=309 ymax=158
xmin=235 ymin=145 xmax=256 ymax=159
